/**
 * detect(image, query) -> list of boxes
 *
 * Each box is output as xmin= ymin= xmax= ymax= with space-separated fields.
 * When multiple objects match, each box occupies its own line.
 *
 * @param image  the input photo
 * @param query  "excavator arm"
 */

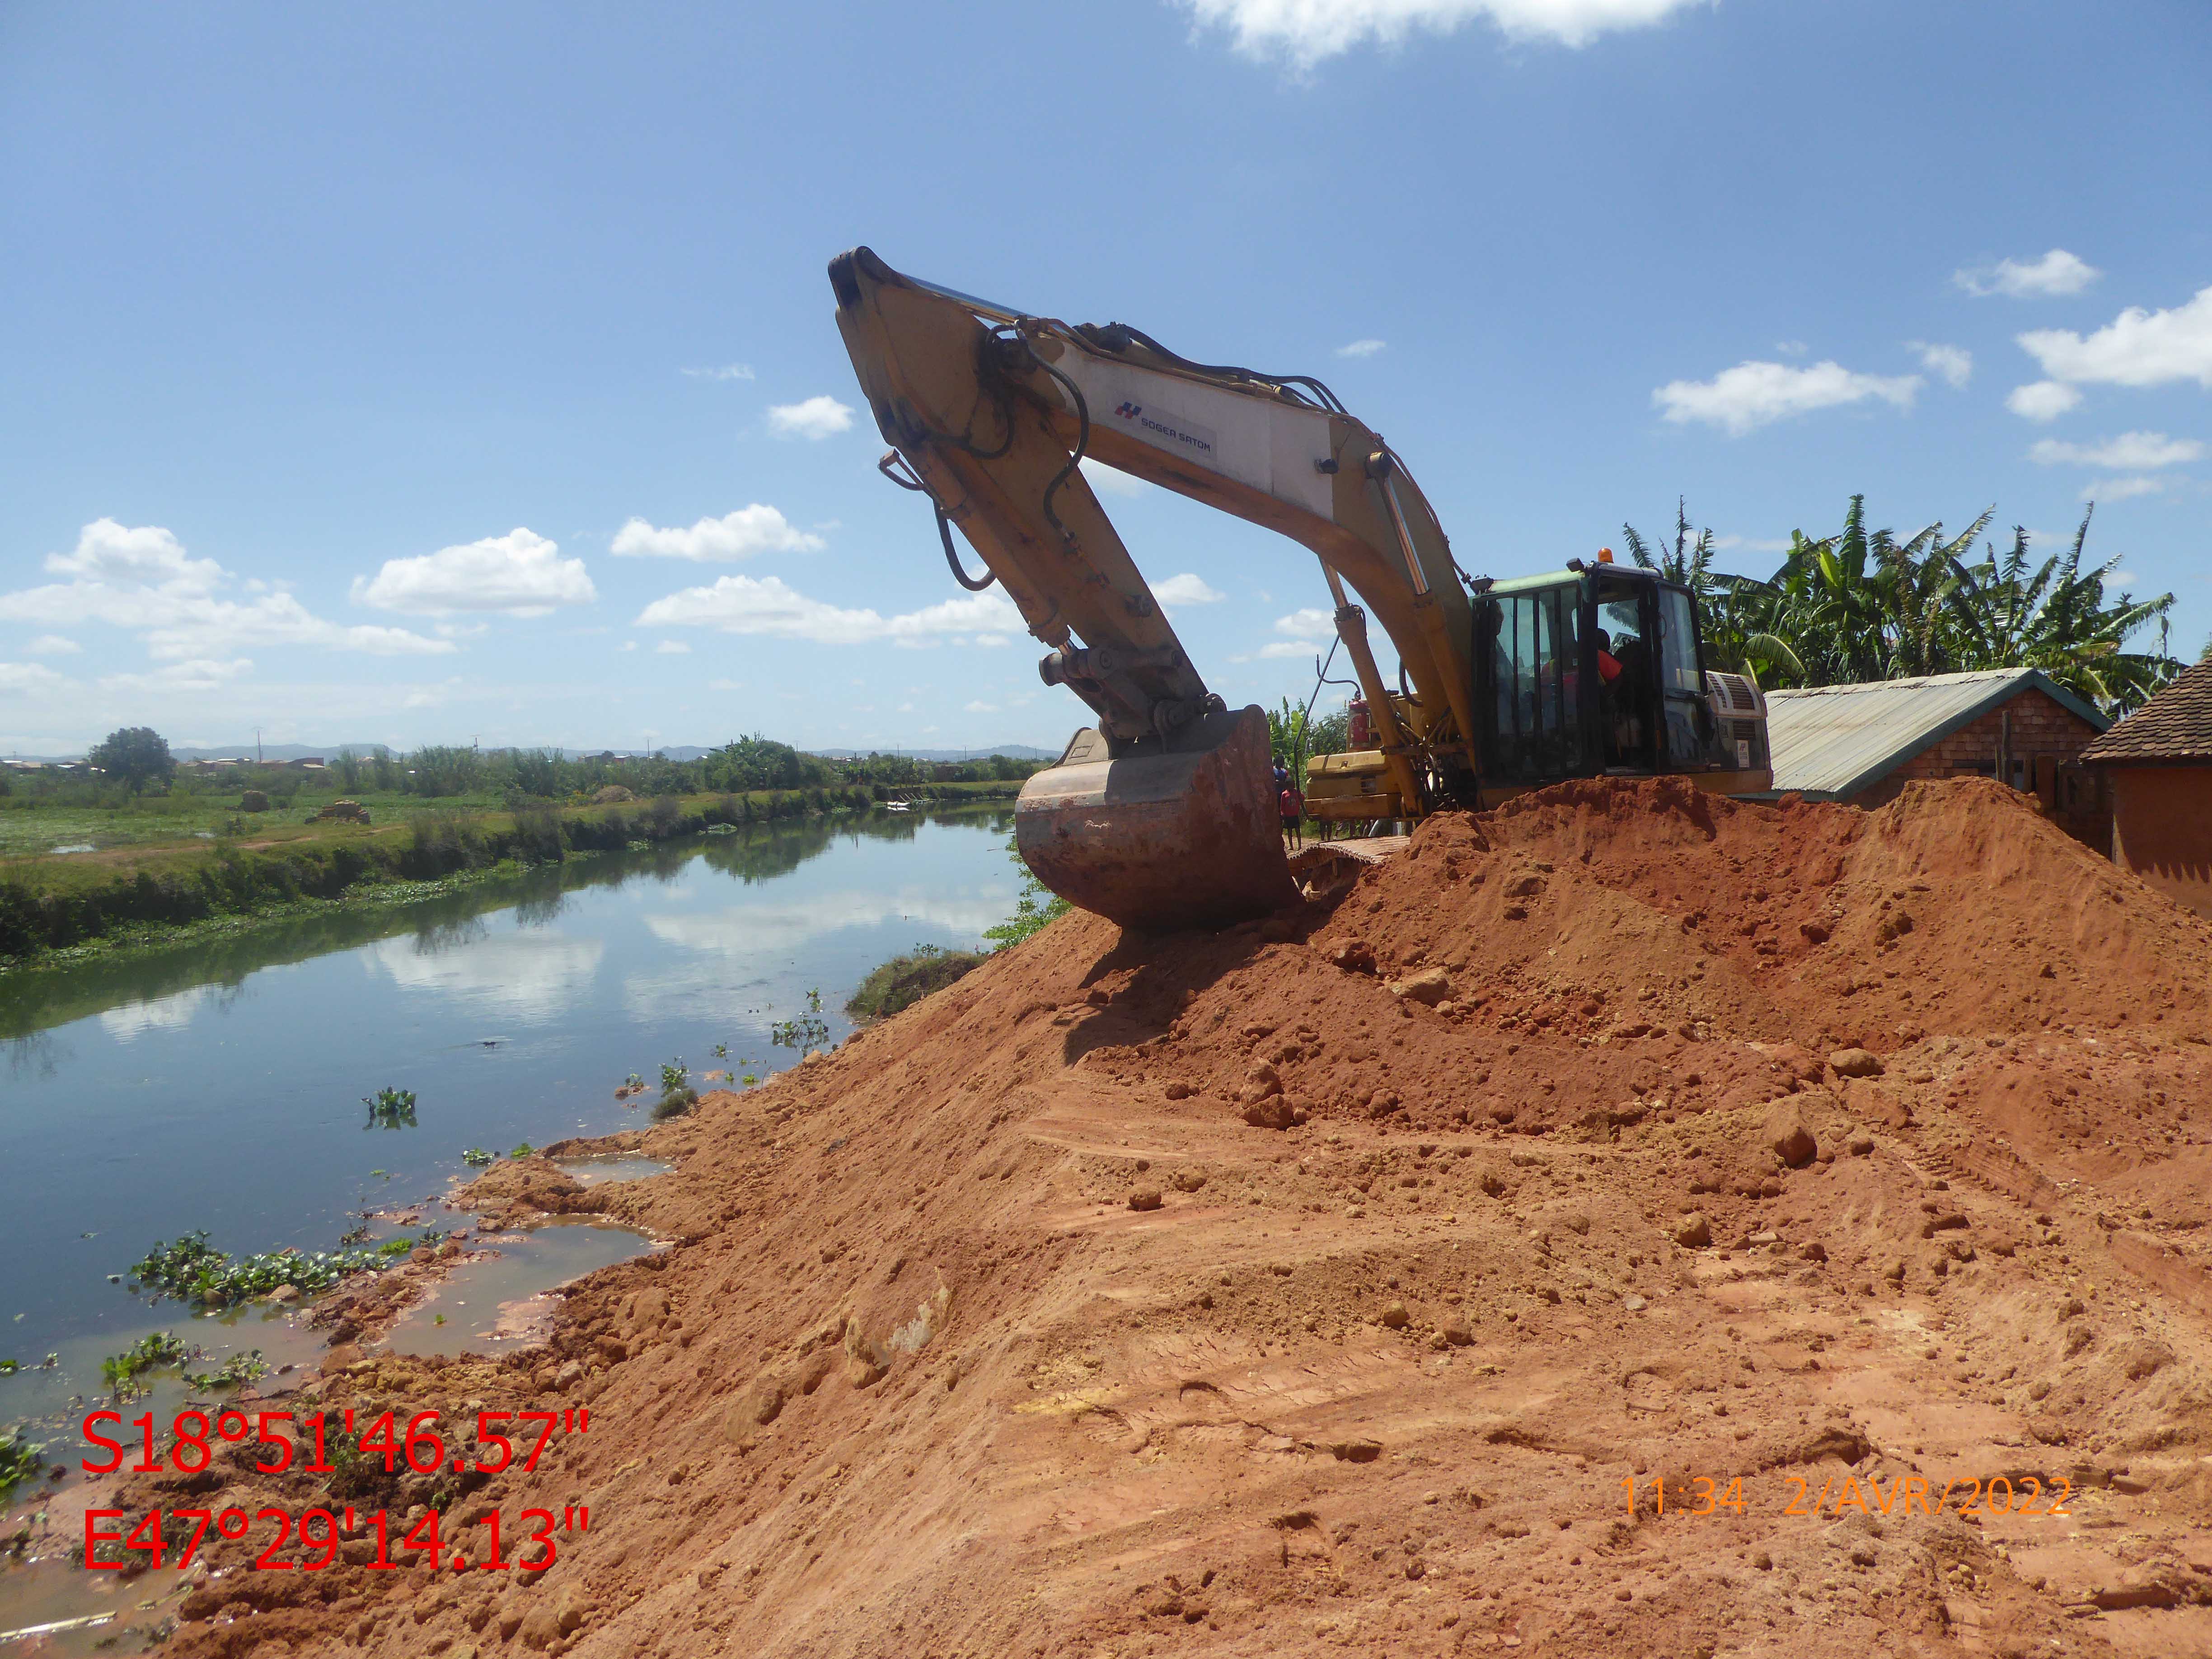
xmin=829 ymin=246 xmax=1478 ymax=928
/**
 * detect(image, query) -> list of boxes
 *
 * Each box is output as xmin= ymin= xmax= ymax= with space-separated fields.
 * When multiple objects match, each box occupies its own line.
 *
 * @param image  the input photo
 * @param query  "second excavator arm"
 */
xmin=829 ymin=246 xmax=1478 ymax=927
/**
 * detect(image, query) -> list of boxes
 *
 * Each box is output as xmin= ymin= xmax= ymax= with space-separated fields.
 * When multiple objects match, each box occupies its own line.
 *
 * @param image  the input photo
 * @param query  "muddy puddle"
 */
xmin=384 ymin=1218 xmax=658 ymax=1358
xmin=0 ymin=1560 xmax=187 ymax=1655
xmin=555 ymin=1154 xmax=673 ymax=1187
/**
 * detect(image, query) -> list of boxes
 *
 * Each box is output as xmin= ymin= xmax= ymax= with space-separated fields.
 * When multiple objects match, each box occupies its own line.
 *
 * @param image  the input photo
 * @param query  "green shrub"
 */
xmin=845 ymin=944 xmax=986 ymax=1022
xmin=653 ymin=1058 xmax=698 ymax=1120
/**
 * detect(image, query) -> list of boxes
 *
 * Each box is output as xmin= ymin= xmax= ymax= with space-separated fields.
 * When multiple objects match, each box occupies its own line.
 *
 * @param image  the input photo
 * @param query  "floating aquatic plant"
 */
xmin=0 ymin=1429 xmax=45 ymax=1496
xmin=183 ymin=1350 xmax=267 ymax=1390
xmin=100 ymin=1331 xmax=194 ymax=1399
xmin=124 ymin=1229 xmax=428 ymax=1311
xmin=363 ymin=1087 xmax=418 ymax=1130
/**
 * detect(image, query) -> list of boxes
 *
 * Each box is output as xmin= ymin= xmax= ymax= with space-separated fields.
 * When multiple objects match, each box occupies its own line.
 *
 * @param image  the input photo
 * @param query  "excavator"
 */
xmin=829 ymin=248 xmax=1772 ymax=932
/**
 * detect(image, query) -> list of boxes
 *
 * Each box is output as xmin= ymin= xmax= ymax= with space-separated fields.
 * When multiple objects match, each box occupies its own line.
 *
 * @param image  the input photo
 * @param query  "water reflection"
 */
xmin=0 ymin=805 xmax=1015 ymax=1369
xmin=364 ymin=930 xmax=608 ymax=1022
xmin=0 ymin=804 xmax=1019 ymax=1649
xmin=0 ymin=805 xmax=1015 ymax=1046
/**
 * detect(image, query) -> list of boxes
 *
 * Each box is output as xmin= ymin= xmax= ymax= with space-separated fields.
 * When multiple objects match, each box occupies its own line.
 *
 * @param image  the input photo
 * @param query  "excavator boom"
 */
xmin=828 ymin=246 xmax=1479 ymax=931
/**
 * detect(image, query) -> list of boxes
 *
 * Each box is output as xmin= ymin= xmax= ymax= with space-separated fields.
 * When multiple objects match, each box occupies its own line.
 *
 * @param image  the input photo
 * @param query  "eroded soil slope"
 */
xmin=131 ymin=778 xmax=2212 ymax=1658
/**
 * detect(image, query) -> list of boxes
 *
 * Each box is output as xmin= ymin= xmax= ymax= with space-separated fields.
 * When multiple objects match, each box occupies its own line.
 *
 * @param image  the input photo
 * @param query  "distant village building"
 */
xmin=2079 ymin=660 xmax=2212 ymax=918
xmin=1761 ymin=668 xmax=2111 ymax=848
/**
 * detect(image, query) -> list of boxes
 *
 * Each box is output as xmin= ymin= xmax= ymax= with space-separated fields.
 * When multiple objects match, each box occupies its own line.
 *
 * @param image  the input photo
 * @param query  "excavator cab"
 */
xmin=1472 ymin=565 xmax=1769 ymax=798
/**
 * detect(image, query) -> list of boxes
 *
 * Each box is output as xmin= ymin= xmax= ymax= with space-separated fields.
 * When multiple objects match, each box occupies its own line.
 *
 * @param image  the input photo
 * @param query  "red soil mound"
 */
xmin=125 ymin=778 xmax=2212 ymax=1658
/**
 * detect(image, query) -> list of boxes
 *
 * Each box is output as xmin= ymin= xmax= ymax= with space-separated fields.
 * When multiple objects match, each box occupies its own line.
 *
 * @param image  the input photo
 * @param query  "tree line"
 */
xmin=8 ymin=734 xmax=1042 ymax=805
xmin=1627 ymin=496 xmax=2183 ymax=715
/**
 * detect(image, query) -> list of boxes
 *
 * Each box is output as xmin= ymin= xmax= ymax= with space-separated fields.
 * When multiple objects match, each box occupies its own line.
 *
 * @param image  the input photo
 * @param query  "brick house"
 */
xmin=1762 ymin=669 xmax=2111 ymax=847
xmin=2079 ymin=659 xmax=2212 ymax=918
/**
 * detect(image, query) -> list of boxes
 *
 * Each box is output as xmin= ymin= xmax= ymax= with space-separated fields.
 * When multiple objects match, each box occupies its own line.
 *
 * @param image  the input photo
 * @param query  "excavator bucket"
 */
xmin=1015 ymin=705 xmax=1302 ymax=933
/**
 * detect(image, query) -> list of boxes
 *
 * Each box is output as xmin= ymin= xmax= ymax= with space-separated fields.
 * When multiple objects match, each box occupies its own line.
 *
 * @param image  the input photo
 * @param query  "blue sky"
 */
xmin=4 ymin=0 xmax=2208 ymax=755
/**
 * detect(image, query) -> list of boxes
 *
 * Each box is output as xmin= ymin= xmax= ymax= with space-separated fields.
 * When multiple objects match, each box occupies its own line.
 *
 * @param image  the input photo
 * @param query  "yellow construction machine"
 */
xmin=828 ymin=248 xmax=1772 ymax=931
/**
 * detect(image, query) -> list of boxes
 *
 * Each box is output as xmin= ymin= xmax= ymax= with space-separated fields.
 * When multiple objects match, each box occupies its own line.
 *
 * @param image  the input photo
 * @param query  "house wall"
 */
xmin=2107 ymin=766 xmax=2212 ymax=919
xmin=1848 ymin=689 xmax=2110 ymax=849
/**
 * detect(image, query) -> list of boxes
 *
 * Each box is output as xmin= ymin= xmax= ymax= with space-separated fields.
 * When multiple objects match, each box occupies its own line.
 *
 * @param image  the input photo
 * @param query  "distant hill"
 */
xmin=170 ymin=743 xmax=392 ymax=762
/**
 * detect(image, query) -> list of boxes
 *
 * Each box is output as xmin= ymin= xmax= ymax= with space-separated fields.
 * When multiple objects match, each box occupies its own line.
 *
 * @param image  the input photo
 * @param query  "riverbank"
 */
xmin=83 ymin=777 xmax=2212 ymax=1657
xmin=0 ymin=784 xmax=1019 ymax=963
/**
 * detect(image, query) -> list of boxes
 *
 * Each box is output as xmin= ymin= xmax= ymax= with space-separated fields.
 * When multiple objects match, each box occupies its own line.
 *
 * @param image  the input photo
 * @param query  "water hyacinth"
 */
xmin=0 ymin=1429 xmax=46 ymax=1496
xmin=125 ymin=1229 xmax=427 ymax=1310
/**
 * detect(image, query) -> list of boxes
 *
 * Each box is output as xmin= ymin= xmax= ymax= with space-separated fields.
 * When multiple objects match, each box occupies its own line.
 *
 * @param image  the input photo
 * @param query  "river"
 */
xmin=0 ymin=804 xmax=1017 ymax=1642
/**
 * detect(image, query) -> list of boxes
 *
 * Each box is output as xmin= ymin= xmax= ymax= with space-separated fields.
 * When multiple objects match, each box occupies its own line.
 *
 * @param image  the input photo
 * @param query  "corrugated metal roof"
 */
xmin=1764 ymin=669 xmax=2108 ymax=799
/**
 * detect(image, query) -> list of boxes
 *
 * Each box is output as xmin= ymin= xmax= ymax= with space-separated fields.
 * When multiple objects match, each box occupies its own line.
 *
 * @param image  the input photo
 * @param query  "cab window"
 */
xmin=1486 ymin=583 xmax=1584 ymax=781
xmin=1655 ymin=585 xmax=1710 ymax=765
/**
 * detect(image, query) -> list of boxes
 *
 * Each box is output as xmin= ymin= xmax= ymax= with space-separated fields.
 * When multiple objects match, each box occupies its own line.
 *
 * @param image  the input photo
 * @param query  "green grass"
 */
xmin=0 ymin=786 xmax=510 ymax=859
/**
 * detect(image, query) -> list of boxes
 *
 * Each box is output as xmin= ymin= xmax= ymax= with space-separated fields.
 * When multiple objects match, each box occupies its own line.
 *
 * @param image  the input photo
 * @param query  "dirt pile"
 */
xmin=126 ymin=778 xmax=2212 ymax=1657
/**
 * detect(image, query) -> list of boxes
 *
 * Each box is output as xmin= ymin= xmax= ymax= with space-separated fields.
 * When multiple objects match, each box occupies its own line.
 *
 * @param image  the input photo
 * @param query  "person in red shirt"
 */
xmin=1595 ymin=628 xmax=1623 ymax=685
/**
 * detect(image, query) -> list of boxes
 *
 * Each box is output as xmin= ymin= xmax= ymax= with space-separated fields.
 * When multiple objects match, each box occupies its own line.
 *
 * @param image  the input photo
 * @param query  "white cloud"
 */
xmin=680 ymin=363 xmax=755 ymax=380
xmin=1181 ymin=0 xmax=1707 ymax=67
xmin=1079 ymin=457 xmax=1150 ymax=497
xmin=1652 ymin=360 xmax=1922 ymax=436
xmin=351 ymin=528 xmax=595 ymax=618
xmin=0 ymin=661 xmax=66 ymax=695
xmin=1153 ymin=573 xmax=1227 ymax=615
xmin=97 ymin=657 xmax=256 ymax=694
xmin=42 ymin=519 xmax=224 ymax=590
xmin=2086 ymin=477 xmax=2166 ymax=502
xmin=963 ymin=699 xmax=998 ymax=713
xmin=1708 ymin=534 xmax=1793 ymax=554
xmin=766 ymin=396 xmax=856 ymax=440
xmin=1954 ymin=249 xmax=2101 ymax=299
xmin=610 ymin=506 xmax=826 ymax=561
xmin=1275 ymin=606 xmax=1335 ymax=637
xmin=1773 ymin=340 xmax=1807 ymax=357
xmin=0 ymin=519 xmax=453 ymax=660
xmin=1335 ymin=338 xmax=1387 ymax=358
xmin=2006 ymin=380 xmax=2082 ymax=421
xmin=1235 ymin=640 xmax=1328 ymax=662
xmin=636 ymin=574 xmax=1024 ymax=646
xmin=26 ymin=634 xmax=80 ymax=655
xmin=655 ymin=639 xmax=691 ymax=654
xmin=2017 ymin=286 xmax=2212 ymax=392
xmin=1911 ymin=342 xmax=1973 ymax=389
xmin=2029 ymin=431 xmax=2202 ymax=470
